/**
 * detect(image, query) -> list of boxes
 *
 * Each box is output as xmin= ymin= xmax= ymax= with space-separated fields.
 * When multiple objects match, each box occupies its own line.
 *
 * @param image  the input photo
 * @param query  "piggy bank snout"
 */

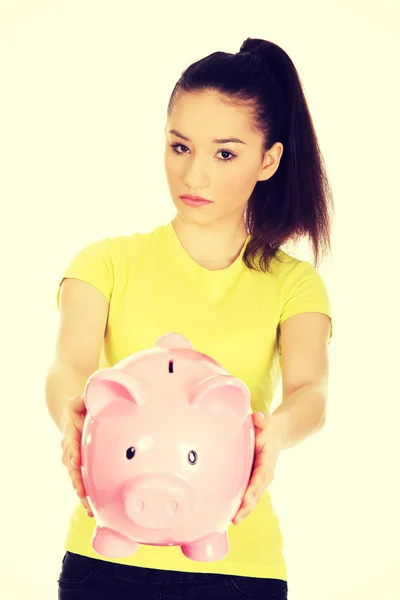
xmin=123 ymin=475 xmax=191 ymax=529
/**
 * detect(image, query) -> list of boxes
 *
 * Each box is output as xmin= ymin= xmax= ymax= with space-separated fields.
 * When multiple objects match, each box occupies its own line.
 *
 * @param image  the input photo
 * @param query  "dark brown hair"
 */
xmin=167 ymin=38 xmax=334 ymax=273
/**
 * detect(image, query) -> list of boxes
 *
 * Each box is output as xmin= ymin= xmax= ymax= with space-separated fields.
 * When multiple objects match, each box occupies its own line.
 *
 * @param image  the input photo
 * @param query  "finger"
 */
xmin=64 ymin=451 xmax=93 ymax=514
xmin=253 ymin=411 xmax=269 ymax=430
xmin=81 ymin=499 xmax=94 ymax=517
xmin=233 ymin=494 xmax=260 ymax=525
xmin=76 ymin=484 xmax=93 ymax=517
xmin=69 ymin=394 xmax=85 ymax=409
xmin=65 ymin=440 xmax=81 ymax=468
xmin=245 ymin=453 xmax=268 ymax=488
xmin=245 ymin=469 xmax=268 ymax=501
xmin=235 ymin=466 xmax=269 ymax=520
xmin=62 ymin=451 xmax=83 ymax=495
xmin=68 ymin=399 xmax=86 ymax=425
xmin=70 ymin=470 xmax=85 ymax=498
xmin=69 ymin=469 xmax=94 ymax=517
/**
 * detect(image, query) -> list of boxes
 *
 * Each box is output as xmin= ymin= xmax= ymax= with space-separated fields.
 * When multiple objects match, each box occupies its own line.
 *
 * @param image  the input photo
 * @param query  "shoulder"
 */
xmin=270 ymin=248 xmax=319 ymax=283
xmin=108 ymin=223 xmax=167 ymax=258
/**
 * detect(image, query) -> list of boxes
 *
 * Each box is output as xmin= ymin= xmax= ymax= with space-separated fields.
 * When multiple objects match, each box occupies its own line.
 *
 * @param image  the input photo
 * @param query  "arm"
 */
xmin=271 ymin=382 xmax=328 ymax=451
xmin=233 ymin=311 xmax=331 ymax=524
xmin=46 ymin=363 xmax=95 ymax=433
xmin=45 ymin=278 xmax=109 ymax=433
xmin=271 ymin=311 xmax=331 ymax=451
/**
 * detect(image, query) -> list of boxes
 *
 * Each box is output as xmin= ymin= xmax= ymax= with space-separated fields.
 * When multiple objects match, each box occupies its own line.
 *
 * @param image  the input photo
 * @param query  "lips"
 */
xmin=180 ymin=195 xmax=213 ymax=208
xmin=180 ymin=195 xmax=211 ymax=203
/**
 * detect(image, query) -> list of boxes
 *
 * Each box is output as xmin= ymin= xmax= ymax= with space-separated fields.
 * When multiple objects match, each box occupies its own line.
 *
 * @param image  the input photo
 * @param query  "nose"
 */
xmin=123 ymin=475 xmax=191 ymax=529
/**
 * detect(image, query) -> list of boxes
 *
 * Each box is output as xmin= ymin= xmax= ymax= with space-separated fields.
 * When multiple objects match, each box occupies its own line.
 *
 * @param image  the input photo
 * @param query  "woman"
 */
xmin=46 ymin=37 xmax=333 ymax=599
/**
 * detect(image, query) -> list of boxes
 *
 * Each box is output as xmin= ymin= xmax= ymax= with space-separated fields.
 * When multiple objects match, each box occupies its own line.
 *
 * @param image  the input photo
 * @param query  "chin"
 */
xmin=176 ymin=210 xmax=217 ymax=229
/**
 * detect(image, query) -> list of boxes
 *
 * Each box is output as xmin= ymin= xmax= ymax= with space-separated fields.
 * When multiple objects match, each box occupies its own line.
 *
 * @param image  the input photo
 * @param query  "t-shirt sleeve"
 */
xmin=56 ymin=238 xmax=115 ymax=310
xmin=279 ymin=260 xmax=333 ymax=345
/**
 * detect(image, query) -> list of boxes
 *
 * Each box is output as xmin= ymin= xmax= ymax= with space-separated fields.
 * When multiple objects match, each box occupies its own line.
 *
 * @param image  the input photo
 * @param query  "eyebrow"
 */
xmin=169 ymin=129 xmax=246 ymax=145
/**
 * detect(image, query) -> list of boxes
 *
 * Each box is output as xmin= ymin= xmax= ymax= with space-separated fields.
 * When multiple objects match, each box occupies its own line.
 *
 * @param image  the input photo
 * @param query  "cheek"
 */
xmin=215 ymin=166 xmax=254 ymax=198
xmin=165 ymin=159 xmax=183 ymax=184
xmin=164 ymin=147 xmax=184 ymax=174
xmin=164 ymin=153 xmax=257 ymax=198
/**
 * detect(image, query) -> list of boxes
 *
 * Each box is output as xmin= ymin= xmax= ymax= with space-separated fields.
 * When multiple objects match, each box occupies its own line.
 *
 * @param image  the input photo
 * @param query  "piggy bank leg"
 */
xmin=92 ymin=525 xmax=139 ymax=558
xmin=181 ymin=531 xmax=229 ymax=562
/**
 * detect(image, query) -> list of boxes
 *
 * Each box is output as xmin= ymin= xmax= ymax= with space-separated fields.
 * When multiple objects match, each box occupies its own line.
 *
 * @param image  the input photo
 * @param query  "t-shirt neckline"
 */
xmin=165 ymin=221 xmax=251 ymax=279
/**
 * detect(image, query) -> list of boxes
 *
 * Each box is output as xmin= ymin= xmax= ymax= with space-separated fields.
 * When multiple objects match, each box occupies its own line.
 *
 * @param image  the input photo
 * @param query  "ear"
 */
xmin=189 ymin=374 xmax=251 ymax=424
xmin=155 ymin=332 xmax=193 ymax=349
xmin=84 ymin=368 xmax=145 ymax=419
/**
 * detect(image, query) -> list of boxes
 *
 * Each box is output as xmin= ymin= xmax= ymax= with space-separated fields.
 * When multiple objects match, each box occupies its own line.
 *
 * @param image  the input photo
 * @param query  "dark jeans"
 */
xmin=58 ymin=551 xmax=288 ymax=599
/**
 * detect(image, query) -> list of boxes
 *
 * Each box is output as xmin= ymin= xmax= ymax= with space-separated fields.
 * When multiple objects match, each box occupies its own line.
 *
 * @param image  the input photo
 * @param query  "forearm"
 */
xmin=271 ymin=383 xmax=328 ymax=451
xmin=45 ymin=362 xmax=91 ymax=433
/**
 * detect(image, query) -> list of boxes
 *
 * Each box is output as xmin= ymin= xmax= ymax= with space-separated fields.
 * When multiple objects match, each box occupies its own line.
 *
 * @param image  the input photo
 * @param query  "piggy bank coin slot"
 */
xmin=126 ymin=447 xmax=136 ymax=460
xmin=169 ymin=360 xmax=174 ymax=373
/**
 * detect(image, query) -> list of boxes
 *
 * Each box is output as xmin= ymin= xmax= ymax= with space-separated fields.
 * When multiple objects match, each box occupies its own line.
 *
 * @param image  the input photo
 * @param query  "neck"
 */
xmin=171 ymin=213 xmax=249 ymax=270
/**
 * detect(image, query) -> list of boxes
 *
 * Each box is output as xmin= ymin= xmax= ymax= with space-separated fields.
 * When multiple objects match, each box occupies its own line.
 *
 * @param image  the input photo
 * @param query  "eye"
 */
xmin=126 ymin=447 xmax=136 ymax=460
xmin=188 ymin=450 xmax=198 ymax=465
xmin=170 ymin=143 xmax=236 ymax=162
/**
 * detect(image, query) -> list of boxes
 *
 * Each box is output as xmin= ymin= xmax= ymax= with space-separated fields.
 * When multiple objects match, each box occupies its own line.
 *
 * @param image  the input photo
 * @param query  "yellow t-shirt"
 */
xmin=56 ymin=221 xmax=333 ymax=580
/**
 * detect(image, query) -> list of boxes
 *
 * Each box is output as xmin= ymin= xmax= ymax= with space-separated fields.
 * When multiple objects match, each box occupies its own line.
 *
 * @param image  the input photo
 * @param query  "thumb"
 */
xmin=70 ymin=394 xmax=86 ymax=412
xmin=253 ymin=411 xmax=270 ymax=429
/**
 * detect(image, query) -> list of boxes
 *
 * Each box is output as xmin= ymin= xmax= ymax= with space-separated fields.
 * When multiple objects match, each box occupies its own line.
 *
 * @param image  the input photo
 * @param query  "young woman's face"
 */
xmin=164 ymin=90 xmax=283 ymax=228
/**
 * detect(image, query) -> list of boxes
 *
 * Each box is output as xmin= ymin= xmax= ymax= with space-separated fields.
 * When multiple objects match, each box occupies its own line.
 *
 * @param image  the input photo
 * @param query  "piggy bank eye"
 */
xmin=188 ymin=450 xmax=198 ymax=465
xmin=126 ymin=447 xmax=136 ymax=460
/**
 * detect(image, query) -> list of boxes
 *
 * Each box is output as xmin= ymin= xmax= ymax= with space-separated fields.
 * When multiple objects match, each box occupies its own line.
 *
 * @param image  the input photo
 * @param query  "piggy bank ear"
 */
xmin=189 ymin=374 xmax=251 ymax=423
xmin=84 ymin=368 xmax=145 ymax=419
xmin=155 ymin=332 xmax=193 ymax=349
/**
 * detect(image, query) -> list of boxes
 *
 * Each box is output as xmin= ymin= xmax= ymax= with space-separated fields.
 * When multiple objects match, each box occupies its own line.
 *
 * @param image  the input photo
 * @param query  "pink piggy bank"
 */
xmin=81 ymin=332 xmax=255 ymax=562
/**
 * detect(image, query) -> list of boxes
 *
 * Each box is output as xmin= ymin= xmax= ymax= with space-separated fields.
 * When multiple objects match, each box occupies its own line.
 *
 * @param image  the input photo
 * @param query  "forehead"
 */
xmin=169 ymin=91 xmax=255 ymax=139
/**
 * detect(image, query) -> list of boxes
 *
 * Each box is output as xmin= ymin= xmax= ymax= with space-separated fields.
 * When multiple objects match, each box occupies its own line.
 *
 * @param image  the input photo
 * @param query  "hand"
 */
xmin=232 ymin=411 xmax=284 ymax=525
xmin=60 ymin=394 xmax=94 ymax=518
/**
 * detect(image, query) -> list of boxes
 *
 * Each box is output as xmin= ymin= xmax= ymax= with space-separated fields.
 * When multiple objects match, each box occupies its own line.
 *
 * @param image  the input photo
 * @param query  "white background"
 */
xmin=1 ymin=1 xmax=399 ymax=598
